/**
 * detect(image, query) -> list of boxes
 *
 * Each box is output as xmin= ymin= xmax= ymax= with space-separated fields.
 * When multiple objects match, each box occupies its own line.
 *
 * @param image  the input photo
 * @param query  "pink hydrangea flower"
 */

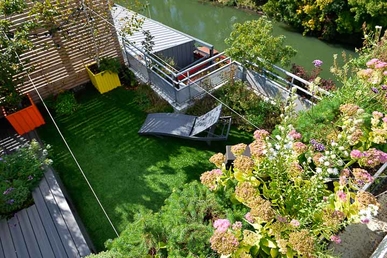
xmin=330 ymin=235 xmax=341 ymax=244
xmin=366 ymin=58 xmax=379 ymax=67
xmin=213 ymin=219 xmax=231 ymax=232
xmin=350 ymin=149 xmax=364 ymax=159
xmin=253 ymin=129 xmax=269 ymax=141
xmin=336 ymin=190 xmax=347 ymax=201
xmin=375 ymin=61 xmax=387 ymax=69
xmin=379 ymin=150 xmax=387 ymax=163
xmin=244 ymin=212 xmax=255 ymax=223
xmin=373 ymin=111 xmax=384 ymax=119
xmin=290 ymin=219 xmax=300 ymax=227
xmin=288 ymin=129 xmax=302 ymax=140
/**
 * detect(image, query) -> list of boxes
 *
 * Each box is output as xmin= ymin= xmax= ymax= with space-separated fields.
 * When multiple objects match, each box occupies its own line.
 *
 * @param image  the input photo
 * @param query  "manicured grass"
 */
xmin=37 ymin=84 xmax=251 ymax=251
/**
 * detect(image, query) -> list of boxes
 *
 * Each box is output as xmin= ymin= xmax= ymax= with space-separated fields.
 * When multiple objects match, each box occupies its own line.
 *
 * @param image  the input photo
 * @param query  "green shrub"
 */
xmin=0 ymin=139 xmax=52 ymax=218
xmin=188 ymin=80 xmax=282 ymax=132
xmin=99 ymin=57 xmax=121 ymax=74
xmin=54 ymin=91 xmax=79 ymax=116
xmin=133 ymin=84 xmax=173 ymax=113
xmin=106 ymin=181 xmax=228 ymax=257
xmin=295 ymin=95 xmax=342 ymax=142
xmin=119 ymin=66 xmax=137 ymax=88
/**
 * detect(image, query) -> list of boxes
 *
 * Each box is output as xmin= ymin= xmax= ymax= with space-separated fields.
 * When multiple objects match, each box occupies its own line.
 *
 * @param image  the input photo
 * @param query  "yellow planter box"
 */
xmin=86 ymin=63 xmax=121 ymax=94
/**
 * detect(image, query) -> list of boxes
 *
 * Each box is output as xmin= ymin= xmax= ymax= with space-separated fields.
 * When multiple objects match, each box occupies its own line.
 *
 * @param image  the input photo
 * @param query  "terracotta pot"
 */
xmin=85 ymin=63 xmax=121 ymax=94
xmin=2 ymin=94 xmax=45 ymax=135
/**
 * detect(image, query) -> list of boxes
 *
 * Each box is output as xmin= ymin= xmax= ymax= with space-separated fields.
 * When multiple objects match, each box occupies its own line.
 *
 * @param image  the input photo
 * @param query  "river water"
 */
xmin=116 ymin=0 xmax=357 ymax=80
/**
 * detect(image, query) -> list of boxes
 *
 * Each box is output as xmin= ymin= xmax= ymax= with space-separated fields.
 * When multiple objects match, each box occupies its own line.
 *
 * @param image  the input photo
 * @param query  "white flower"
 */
xmin=324 ymin=161 xmax=330 ymax=167
xmin=44 ymin=159 xmax=53 ymax=166
xmin=343 ymin=151 xmax=349 ymax=157
xmin=42 ymin=149 xmax=48 ymax=156
xmin=331 ymin=141 xmax=338 ymax=147
xmin=337 ymin=160 xmax=343 ymax=166
xmin=316 ymin=167 xmax=322 ymax=174
xmin=275 ymin=135 xmax=282 ymax=141
xmin=330 ymin=154 xmax=336 ymax=159
xmin=338 ymin=146 xmax=345 ymax=151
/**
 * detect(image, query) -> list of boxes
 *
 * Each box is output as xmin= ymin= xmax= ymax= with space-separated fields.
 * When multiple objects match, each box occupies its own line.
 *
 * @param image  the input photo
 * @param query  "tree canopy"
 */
xmin=224 ymin=17 xmax=297 ymax=70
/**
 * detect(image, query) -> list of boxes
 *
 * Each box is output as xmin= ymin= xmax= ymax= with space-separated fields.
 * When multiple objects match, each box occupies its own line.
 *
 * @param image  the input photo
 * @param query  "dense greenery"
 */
xmin=295 ymin=27 xmax=387 ymax=143
xmin=46 ymin=91 xmax=79 ymax=117
xmin=224 ymin=17 xmax=297 ymax=70
xmin=0 ymin=1 xmax=35 ymax=111
xmin=209 ymin=0 xmax=387 ymax=45
xmin=262 ymin=0 xmax=387 ymax=43
xmin=102 ymin=181 xmax=232 ymax=257
xmin=187 ymin=80 xmax=283 ymax=132
xmin=0 ymin=140 xmax=52 ymax=218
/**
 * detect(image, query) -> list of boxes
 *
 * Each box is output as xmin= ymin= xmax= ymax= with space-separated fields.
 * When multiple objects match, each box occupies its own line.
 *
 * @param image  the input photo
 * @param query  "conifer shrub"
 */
xmin=105 ymin=181 xmax=233 ymax=257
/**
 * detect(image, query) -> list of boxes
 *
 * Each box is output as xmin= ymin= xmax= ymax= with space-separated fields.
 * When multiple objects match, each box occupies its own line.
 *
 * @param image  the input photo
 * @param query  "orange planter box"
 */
xmin=2 ymin=94 xmax=45 ymax=135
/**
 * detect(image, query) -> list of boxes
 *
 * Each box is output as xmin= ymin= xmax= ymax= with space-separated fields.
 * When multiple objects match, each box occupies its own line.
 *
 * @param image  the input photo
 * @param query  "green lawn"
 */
xmin=37 ymin=84 xmax=251 ymax=251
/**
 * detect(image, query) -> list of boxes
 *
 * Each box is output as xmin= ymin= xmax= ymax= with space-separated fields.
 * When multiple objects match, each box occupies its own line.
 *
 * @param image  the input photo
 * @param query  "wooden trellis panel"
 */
xmin=2 ymin=0 xmax=124 ymax=104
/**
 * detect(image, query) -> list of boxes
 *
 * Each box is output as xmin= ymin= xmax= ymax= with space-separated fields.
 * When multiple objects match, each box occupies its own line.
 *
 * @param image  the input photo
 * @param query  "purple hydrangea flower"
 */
xmin=310 ymin=139 xmax=325 ymax=151
xmin=371 ymin=87 xmax=379 ymax=94
xmin=312 ymin=59 xmax=323 ymax=68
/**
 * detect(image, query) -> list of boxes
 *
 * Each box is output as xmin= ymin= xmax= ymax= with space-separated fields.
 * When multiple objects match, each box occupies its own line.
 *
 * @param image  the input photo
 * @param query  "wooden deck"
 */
xmin=0 ymin=119 xmax=92 ymax=257
xmin=0 ymin=167 xmax=92 ymax=258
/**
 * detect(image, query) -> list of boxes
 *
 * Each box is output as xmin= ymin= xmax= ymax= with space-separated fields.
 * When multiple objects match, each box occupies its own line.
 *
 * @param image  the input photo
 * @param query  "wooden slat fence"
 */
xmin=1 ymin=0 xmax=124 ymax=108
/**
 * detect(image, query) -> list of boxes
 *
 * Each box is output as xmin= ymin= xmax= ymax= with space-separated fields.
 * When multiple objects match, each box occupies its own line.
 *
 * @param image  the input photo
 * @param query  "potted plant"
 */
xmin=0 ymin=2 xmax=45 ymax=135
xmin=82 ymin=0 xmax=146 ymax=94
xmin=85 ymin=56 xmax=122 ymax=94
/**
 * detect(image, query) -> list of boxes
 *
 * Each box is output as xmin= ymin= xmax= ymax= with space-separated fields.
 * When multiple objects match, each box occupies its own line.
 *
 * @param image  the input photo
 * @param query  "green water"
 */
xmin=117 ymin=0 xmax=357 ymax=80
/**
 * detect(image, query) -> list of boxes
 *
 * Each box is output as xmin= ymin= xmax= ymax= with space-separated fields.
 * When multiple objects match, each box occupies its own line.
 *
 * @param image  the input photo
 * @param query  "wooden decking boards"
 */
xmin=0 ymin=119 xmax=92 ymax=258
xmin=0 ymin=164 xmax=92 ymax=258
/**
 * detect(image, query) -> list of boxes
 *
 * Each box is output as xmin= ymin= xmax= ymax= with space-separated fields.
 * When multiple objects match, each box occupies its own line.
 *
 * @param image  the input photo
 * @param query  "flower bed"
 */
xmin=201 ymin=90 xmax=386 ymax=257
xmin=0 ymin=139 xmax=52 ymax=218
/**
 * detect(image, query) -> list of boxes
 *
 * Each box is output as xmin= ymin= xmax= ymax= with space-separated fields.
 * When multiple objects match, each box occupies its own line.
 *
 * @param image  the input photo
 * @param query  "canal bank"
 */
xmin=116 ymin=0 xmax=357 ymax=82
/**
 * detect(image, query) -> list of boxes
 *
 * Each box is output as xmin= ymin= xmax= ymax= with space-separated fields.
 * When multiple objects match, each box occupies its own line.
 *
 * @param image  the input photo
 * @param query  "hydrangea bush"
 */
xmin=0 ymin=139 xmax=52 ymax=218
xmin=201 ymin=90 xmax=385 ymax=257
